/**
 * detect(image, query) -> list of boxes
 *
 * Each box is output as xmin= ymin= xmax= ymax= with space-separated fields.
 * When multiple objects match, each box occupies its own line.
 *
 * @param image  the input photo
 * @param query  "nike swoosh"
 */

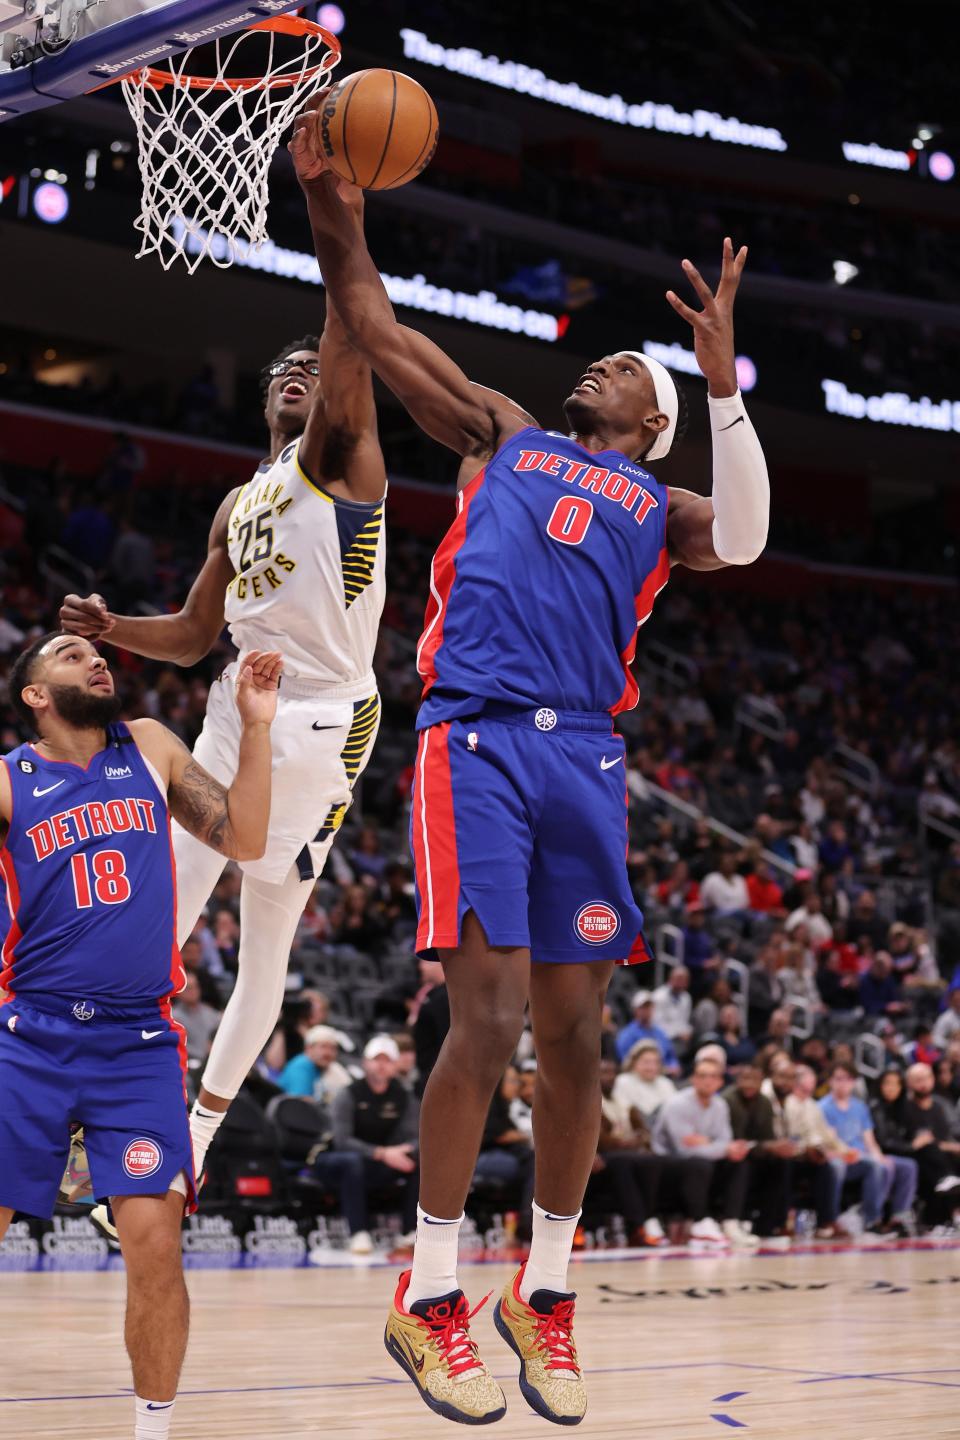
xmin=402 ymin=1337 xmax=426 ymax=1374
xmin=146 ymin=1402 xmax=174 ymax=1411
xmin=718 ymin=415 xmax=744 ymax=432
xmin=312 ymin=722 xmax=340 ymax=731
xmin=141 ymin=1029 xmax=164 ymax=1040
xmin=33 ymin=781 xmax=66 ymax=797
xmin=600 ymin=756 xmax=623 ymax=770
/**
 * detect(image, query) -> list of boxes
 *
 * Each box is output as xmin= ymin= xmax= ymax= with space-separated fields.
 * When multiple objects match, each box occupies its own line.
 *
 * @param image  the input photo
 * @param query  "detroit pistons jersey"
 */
xmin=224 ymin=439 xmax=386 ymax=695
xmin=0 ymin=725 xmax=181 ymax=1001
xmin=417 ymin=426 xmax=671 ymax=725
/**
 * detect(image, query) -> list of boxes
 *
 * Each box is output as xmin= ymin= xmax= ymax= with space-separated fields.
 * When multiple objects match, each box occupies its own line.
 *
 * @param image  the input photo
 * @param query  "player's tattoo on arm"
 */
xmin=169 ymin=754 xmax=236 ymax=855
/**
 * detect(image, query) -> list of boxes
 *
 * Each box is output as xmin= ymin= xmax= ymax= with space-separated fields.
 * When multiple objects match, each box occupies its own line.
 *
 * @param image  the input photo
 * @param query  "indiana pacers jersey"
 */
xmin=417 ymin=426 xmax=670 ymax=727
xmin=0 ymin=724 xmax=182 ymax=1001
xmin=224 ymin=439 xmax=386 ymax=696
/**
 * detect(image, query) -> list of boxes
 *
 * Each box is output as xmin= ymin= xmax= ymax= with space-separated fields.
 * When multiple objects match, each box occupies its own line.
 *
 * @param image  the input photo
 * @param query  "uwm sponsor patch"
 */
xmin=574 ymin=901 xmax=621 ymax=945
xmin=123 ymin=1138 xmax=163 ymax=1179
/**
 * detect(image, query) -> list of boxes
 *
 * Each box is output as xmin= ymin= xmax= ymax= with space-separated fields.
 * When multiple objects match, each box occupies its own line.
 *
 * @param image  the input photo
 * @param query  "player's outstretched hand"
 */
xmin=289 ymin=102 xmax=364 ymax=216
xmin=235 ymin=650 xmax=283 ymax=727
xmin=60 ymin=592 xmax=115 ymax=640
xmin=665 ymin=236 xmax=747 ymax=397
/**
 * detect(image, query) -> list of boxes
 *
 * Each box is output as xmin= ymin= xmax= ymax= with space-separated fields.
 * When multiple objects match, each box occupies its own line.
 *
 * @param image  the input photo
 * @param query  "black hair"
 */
xmin=638 ymin=371 xmax=689 ymax=463
xmin=7 ymin=631 xmax=65 ymax=733
xmin=259 ymin=334 xmax=321 ymax=403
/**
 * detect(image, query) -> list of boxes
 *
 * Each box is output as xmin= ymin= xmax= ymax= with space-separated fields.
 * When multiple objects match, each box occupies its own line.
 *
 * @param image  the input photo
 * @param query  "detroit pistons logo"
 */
xmin=123 ymin=1138 xmax=163 ymax=1179
xmin=574 ymin=902 xmax=621 ymax=945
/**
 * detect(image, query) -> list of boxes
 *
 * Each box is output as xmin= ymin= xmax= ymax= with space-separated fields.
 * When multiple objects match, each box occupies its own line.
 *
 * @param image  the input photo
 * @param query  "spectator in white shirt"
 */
xmin=933 ymin=990 xmax=960 ymax=1050
xmin=172 ymin=972 xmax=221 ymax=1063
xmin=785 ymin=892 xmax=834 ymax=948
xmin=614 ymin=1041 xmax=677 ymax=1121
xmin=653 ymin=967 xmax=693 ymax=1056
xmin=699 ymin=853 xmax=750 ymax=919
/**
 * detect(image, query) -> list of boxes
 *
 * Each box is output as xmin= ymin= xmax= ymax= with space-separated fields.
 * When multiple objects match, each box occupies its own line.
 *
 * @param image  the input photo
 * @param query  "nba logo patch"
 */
xmin=123 ymin=1138 xmax=163 ymax=1179
xmin=574 ymin=902 xmax=621 ymax=945
xmin=467 ymin=731 xmax=479 ymax=752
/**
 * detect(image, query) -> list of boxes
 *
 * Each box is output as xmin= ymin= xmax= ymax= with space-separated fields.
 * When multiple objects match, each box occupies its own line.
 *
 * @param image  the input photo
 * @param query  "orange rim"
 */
xmin=125 ymin=16 xmax=341 ymax=92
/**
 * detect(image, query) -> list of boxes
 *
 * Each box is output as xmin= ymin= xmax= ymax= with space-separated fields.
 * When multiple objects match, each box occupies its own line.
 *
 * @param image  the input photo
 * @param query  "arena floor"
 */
xmin=4 ymin=1241 xmax=960 ymax=1437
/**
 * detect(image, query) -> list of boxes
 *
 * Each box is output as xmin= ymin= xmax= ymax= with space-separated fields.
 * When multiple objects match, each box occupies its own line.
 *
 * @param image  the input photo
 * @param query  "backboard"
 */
xmin=0 ymin=0 xmax=303 ymax=119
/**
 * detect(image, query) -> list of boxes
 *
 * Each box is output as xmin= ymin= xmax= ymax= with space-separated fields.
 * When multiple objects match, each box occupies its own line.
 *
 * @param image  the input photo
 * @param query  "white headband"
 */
xmin=619 ymin=351 xmax=679 ymax=463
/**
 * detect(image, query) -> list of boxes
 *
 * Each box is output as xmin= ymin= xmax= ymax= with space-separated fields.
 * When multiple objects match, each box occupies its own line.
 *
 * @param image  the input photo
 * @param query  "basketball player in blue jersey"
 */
xmin=0 ymin=632 xmax=279 ymax=1440
xmin=60 ymin=304 xmax=388 ymax=1195
xmin=291 ymin=124 xmax=769 ymax=1425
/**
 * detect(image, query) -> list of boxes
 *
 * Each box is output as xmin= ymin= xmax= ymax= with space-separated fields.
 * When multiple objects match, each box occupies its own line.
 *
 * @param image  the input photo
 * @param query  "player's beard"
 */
xmin=47 ymin=683 xmax=122 ymax=730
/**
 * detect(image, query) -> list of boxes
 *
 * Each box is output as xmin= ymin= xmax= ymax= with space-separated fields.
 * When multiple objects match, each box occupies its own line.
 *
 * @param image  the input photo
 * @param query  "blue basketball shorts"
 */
xmin=0 ymin=993 xmax=197 ymax=1221
xmin=410 ymin=705 xmax=651 ymax=964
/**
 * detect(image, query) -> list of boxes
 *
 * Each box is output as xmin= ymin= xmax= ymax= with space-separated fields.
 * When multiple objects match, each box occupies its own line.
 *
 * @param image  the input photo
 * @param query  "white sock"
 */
xmin=519 ymin=1200 xmax=580 ymax=1303
xmin=135 ymin=1395 xmax=175 ymax=1439
xmin=405 ymin=1205 xmax=464 ymax=1308
xmin=189 ymin=1101 xmax=227 ymax=1179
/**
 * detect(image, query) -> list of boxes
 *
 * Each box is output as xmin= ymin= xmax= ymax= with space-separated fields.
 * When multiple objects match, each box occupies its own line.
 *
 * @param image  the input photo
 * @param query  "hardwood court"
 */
xmin=3 ymin=1244 xmax=960 ymax=1438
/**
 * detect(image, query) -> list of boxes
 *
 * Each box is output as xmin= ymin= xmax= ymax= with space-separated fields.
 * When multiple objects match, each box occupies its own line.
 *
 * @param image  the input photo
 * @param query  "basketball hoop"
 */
xmin=119 ymin=16 xmax=341 ymax=272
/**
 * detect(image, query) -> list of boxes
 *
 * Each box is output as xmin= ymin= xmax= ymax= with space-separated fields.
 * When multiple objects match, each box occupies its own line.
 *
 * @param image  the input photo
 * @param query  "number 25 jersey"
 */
xmin=417 ymin=426 xmax=671 ymax=727
xmin=224 ymin=440 xmax=386 ymax=697
xmin=0 ymin=725 xmax=181 ymax=1001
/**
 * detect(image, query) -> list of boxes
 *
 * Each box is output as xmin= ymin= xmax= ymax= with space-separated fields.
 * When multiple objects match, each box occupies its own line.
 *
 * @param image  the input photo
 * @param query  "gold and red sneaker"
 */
xmin=493 ymin=1265 xmax=586 ymax=1425
xmin=384 ymin=1270 xmax=507 ymax=1425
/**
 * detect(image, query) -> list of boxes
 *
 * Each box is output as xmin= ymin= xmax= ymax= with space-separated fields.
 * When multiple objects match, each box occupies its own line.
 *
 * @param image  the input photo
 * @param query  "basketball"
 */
xmin=316 ymin=67 xmax=439 ymax=191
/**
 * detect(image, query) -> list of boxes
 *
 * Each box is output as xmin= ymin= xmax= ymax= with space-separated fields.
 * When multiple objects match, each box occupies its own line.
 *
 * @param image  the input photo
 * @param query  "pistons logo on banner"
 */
xmin=123 ymin=1138 xmax=163 ymax=1179
xmin=574 ymin=902 xmax=621 ymax=945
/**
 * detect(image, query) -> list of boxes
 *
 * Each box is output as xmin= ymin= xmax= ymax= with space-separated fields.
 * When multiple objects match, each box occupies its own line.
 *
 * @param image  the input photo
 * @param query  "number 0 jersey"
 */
xmin=0 ymin=725 xmax=182 ymax=1002
xmin=417 ymin=426 xmax=671 ymax=727
xmin=224 ymin=439 xmax=386 ymax=698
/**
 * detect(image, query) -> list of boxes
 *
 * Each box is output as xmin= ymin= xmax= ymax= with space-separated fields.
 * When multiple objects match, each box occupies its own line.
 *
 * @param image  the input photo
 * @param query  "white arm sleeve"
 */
xmin=708 ymin=389 xmax=770 ymax=565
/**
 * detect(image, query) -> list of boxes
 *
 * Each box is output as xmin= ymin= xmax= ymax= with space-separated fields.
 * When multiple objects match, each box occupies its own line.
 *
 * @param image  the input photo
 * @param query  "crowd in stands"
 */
xmin=2 ymin=426 xmax=960 ymax=1248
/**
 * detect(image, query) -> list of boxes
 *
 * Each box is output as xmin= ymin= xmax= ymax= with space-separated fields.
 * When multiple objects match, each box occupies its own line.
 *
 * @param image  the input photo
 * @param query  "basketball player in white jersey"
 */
xmin=60 ymin=307 xmax=386 ymax=1177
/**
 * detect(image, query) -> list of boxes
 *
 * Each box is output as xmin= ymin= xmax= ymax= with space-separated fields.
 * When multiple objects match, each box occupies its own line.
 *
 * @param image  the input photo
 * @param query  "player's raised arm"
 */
xmin=133 ymin=652 xmax=281 ymax=860
xmin=289 ymin=113 xmax=534 ymax=463
xmin=299 ymin=298 xmax=385 ymax=502
xmin=59 ymin=488 xmax=237 ymax=665
xmin=663 ymin=238 xmax=770 ymax=572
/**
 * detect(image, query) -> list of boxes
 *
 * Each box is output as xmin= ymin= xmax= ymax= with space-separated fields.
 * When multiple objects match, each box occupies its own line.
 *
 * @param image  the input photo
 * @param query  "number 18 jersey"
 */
xmin=0 ymin=725 xmax=181 ymax=1002
xmin=417 ymin=426 xmax=671 ymax=727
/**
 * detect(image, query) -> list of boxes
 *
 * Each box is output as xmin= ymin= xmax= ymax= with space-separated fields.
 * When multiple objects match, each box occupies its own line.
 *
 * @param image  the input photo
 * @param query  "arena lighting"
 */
xmin=317 ymin=3 xmax=344 ymax=33
xmin=841 ymin=140 xmax=911 ymax=171
xmin=822 ymin=378 xmax=960 ymax=434
xmin=929 ymin=151 xmax=955 ymax=182
xmin=399 ymin=28 xmax=788 ymax=153
xmin=641 ymin=339 xmax=757 ymax=393
xmin=168 ymin=219 xmax=562 ymax=342
xmin=833 ymin=260 xmax=859 ymax=286
xmin=32 ymin=180 xmax=69 ymax=224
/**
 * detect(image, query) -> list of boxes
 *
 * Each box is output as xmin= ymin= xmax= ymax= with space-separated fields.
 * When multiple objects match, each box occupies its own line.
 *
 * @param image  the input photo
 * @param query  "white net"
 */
xmin=120 ymin=19 xmax=340 ymax=273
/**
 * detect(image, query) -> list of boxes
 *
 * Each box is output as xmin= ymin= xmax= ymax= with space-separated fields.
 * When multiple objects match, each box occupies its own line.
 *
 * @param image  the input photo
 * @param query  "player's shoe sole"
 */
xmin=493 ymin=1267 xmax=586 ymax=1426
xmin=384 ymin=1271 xmax=507 ymax=1426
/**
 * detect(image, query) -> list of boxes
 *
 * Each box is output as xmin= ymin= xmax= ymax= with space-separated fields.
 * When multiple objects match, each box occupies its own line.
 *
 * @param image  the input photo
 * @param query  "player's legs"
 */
xmin=387 ymin=917 xmax=524 ymax=1426
xmin=113 ymin=1189 xmax=189 ymax=1435
xmin=0 ymin=1208 xmax=13 ymax=1241
xmin=418 ymin=914 xmax=529 ymax=1223
xmin=190 ymin=865 xmax=316 ymax=1175
xmin=528 ymin=959 xmax=613 ymax=1222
